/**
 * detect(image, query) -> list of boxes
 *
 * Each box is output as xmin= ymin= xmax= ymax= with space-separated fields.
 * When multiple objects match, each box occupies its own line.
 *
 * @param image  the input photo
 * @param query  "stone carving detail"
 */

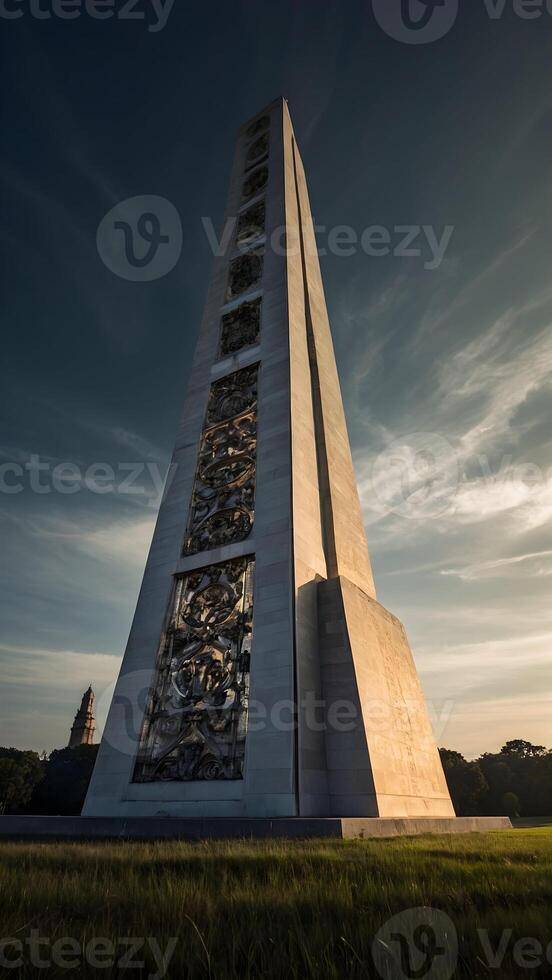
xmin=226 ymin=250 xmax=263 ymax=302
xmin=206 ymin=363 xmax=258 ymax=425
xmin=236 ymin=201 xmax=265 ymax=247
xmin=134 ymin=557 xmax=255 ymax=783
xmin=183 ymin=365 xmax=258 ymax=556
xmin=219 ymin=298 xmax=261 ymax=358
xmin=245 ymin=133 xmax=269 ymax=170
xmin=246 ymin=115 xmax=269 ymax=140
xmin=242 ymin=166 xmax=268 ymax=204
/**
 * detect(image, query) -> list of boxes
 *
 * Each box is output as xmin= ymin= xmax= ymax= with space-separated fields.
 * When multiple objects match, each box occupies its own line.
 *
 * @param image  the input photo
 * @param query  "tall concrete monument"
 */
xmin=84 ymin=98 xmax=456 ymax=823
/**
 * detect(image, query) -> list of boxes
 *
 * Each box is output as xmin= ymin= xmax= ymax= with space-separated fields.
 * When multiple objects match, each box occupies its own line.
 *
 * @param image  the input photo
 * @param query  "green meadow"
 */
xmin=0 ymin=829 xmax=551 ymax=978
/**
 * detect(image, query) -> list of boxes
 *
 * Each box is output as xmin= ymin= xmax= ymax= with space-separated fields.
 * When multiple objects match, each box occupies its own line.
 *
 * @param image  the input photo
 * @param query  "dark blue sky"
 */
xmin=1 ymin=1 xmax=552 ymax=755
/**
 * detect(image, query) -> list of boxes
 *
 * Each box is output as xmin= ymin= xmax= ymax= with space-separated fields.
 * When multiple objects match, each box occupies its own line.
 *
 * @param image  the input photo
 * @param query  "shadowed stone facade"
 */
xmin=83 ymin=98 xmax=455 ymax=820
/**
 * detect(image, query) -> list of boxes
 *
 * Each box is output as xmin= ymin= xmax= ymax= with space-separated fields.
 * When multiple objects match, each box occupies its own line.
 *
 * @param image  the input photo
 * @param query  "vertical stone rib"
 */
xmin=291 ymin=137 xmax=338 ymax=581
xmin=285 ymin=103 xmax=376 ymax=597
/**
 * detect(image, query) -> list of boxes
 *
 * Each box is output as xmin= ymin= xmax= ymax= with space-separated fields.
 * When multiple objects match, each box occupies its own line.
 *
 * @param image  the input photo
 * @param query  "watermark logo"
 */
xmin=372 ymin=0 xmax=552 ymax=44
xmin=0 ymin=0 xmax=175 ymax=32
xmin=372 ymin=0 xmax=459 ymax=44
xmin=372 ymin=0 xmax=458 ymax=44
xmin=0 ymin=453 xmax=173 ymax=509
xmin=372 ymin=907 xmax=458 ymax=980
xmin=204 ymin=217 xmax=454 ymax=270
xmin=97 ymin=195 xmax=182 ymax=282
xmin=0 ymin=932 xmax=177 ymax=977
xmin=97 ymin=201 xmax=453 ymax=279
xmin=96 ymin=669 xmax=455 ymax=757
xmin=96 ymin=670 xmax=153 ymax=757
xmin=372 ymin=432 xmax=459 ymax=519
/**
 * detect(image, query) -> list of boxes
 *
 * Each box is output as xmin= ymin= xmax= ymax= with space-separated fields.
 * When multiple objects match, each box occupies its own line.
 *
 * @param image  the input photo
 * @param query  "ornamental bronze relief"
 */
xmin=226 ymin=249 xmax=263 ymax=302
xmin=205 ymin=364 xmax=257 ymax=425
xmin=183 ymin=365 xmax=258 ymax=557
xmin=131 ymin=114 xmax=270 ymax=787
xmin=242 ymin=165 xmax=268 ymax=204
xmin=245 ymin=133 xmax=269 ymax=171
xmin=236 ymin=201 xmax=265 ymax=247
xmin=219 ymin=298 xmax=261 ymax=358
xmin=134 ymin=557 xmax=255 ymax=783
xmin=246 ymin=115 xmax=269 ymax=140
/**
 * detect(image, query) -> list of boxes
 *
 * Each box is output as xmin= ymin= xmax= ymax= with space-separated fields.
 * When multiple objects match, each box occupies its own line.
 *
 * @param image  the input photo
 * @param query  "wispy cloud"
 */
xmin=443 ymin=305 xmax=552 ymax=457
xmin=352 ymin=279 xmax=552 ymax=537
xmin=452 ymin=472 xmax=552 ymax=530
xmin=442 ymin=550 xmax=552 ymax=582
xmin=1 ymin=509 xmax=155 ymax=570
xmin=410 ymin=228 xmax=538 ymax=350
xmin=338 ymin=220 xmax=552 ymax=756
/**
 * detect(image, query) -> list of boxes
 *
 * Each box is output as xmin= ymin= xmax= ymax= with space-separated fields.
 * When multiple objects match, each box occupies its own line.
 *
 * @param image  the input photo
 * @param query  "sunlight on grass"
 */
xmin=0 ymin=830 xmax=550 ymax=977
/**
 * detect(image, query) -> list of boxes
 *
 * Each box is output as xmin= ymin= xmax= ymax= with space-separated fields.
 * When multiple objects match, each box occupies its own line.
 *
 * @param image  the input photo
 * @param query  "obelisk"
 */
xmin=84 ymin=98 xmax=455 ymax=820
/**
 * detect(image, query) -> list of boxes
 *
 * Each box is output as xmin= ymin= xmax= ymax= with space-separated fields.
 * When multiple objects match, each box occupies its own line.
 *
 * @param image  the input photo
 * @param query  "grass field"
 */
xmin=0 ymin=829 xmax=551 ymax=978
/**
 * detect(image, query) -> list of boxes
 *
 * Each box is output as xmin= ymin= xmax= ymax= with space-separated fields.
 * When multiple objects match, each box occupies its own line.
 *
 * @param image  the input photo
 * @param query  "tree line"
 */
xmin=439 ymin=740 xmax=552 ymax=818
xmin=0 ymin=745 xmax=99 ymax=815
xmin=0 ymin=739 xmax=550 ymax=817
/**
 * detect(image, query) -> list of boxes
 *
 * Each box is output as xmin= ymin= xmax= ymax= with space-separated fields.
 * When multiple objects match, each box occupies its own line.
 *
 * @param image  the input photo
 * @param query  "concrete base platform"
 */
xmin=0 ymin=816 xmax=511 ymax=841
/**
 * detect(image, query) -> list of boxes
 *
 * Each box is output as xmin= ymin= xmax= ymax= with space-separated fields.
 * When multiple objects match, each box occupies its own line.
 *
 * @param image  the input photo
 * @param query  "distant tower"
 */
xmin=69 ymin=687 xmax=96 ymax=748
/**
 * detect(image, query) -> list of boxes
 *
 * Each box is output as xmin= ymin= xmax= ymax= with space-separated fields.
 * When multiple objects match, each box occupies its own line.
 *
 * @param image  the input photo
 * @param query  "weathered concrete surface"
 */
xmin=319 ymin=577 xmax=455 ymax=818
xmin=83 ymin=97 xmax=459 ymax=823
xmin=0 ymin=816 xmax=511 ymax=842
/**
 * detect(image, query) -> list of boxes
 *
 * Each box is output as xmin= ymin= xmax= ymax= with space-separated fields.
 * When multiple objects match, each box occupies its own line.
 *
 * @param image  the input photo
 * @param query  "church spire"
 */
xmin=68 ymin=687 xmax=96 ymax=748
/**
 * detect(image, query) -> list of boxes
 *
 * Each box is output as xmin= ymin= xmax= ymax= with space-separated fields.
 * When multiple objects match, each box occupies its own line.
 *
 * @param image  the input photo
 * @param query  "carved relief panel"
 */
xmin=236 ymin=201 xmax=265 ymax=247
xmin=245 ymin=133 xmax=269 ymax=171
xmin=219 ymin=298 xmax=261 ymax=358
xmin=131 ymin=114 xmax=272 ymax=789
xmin=134 ymin=556 xmax=255 ymax=782
xmin=183 ymin=364 xmax=258 ymax=557
xmin=242 ymin=165 xmax=268 ymax=204
xmin=226 ymin=249 xmax=263 ymax=302
xmin=246 ymin=114 xmax=269 ymax=140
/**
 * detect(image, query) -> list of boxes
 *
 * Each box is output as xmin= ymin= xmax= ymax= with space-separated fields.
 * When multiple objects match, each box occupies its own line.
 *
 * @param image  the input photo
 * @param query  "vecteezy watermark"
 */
xmin=372 ymin=432 xmax=460 ymax=519
xmin=372 ymin=0 xmax=552 ymax=45
xmin=373 ymin=907 xmax=458 ymax=980
xmin=203 ymin=218 xmax=455 ymax=270
xmin=477 ymin=930 xmax=552 ymax=971
xmin=372 ymin=0 xmax=459 ymax=46
xmin=0 ymin=454 xmax=173 ymax=508
xmin=98 ymin=196 xmax=454 ymax=281
xmin=98 ymin=201 xmax=454 ymax=281
xmin=97 ymin=196 xmax=182 ymax=282
xmin=370 ymin=435 xmax=552 ymax=520
xmin=0 ymin=933 xmax=177 ymax=976
xmin=0 ymin=0 xmax=175 ymax=32
xmin=373 ymin=908 xmax=552 ymax=976
xmin=96 ymin=670 xmax=455 ymax=757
